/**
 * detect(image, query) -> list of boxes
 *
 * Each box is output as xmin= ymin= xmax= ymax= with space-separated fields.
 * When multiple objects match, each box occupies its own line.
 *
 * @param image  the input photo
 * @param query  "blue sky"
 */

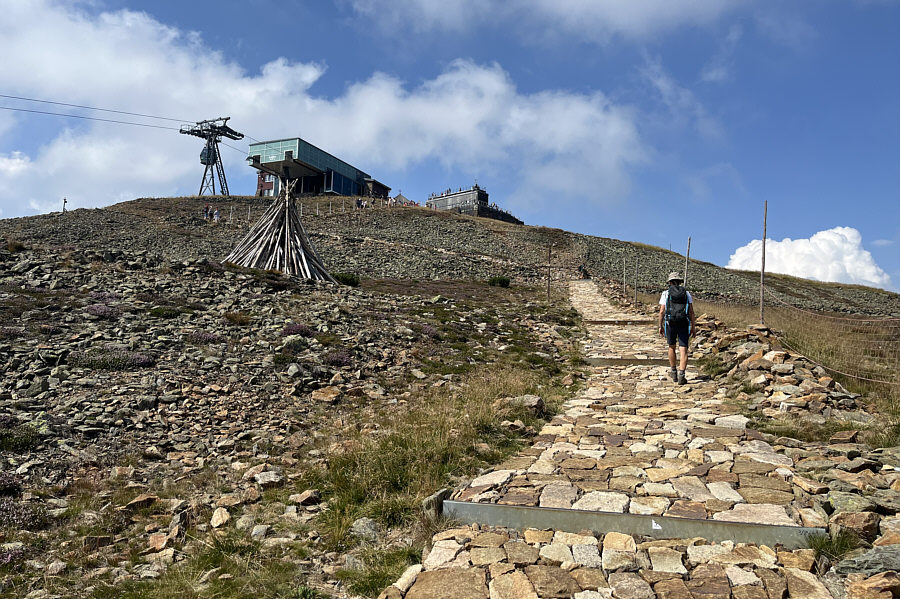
xmin=0 ymin=0 xmax=898 ymax=290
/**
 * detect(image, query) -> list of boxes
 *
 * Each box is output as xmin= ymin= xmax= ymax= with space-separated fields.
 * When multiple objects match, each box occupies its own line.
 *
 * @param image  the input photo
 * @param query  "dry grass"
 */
xmin=692 ymin=299 xmax=760 ymax=329
xmin=689 ymin=297 xmax=900 ymax=446
xmin=307 ymin=367 xmax=563 ymax=548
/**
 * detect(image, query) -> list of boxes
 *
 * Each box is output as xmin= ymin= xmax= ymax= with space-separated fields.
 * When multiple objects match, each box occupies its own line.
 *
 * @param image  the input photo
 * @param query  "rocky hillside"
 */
xmin=0 ymin=196 xmax=897 ymax=316
xmin=0 ymin=197 xmax=897 ymax=598
xmin=0 ymin=239 xmax=583 ymax=597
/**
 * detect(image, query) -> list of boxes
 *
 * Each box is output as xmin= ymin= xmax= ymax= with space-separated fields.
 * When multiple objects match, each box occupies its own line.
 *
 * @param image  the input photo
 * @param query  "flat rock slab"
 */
xmin=540 ymin=484 xmax=579 ymax=508
xmin=783 ymin=568 xmax=835 ymax=599
xmin=712 ymin=503 xmax=797 ymax=527
xmin=524 ymin=565 xmax=582 ymax=597
xmin=489 ymin=570 xmax=538 ymax=599
xmin=406 ymin=568 xmax=488 ymax=599
xmin=608 ymin=572 xmax=654 ymax=599
xmin=572 ymin=491 xmax=629 ymax=512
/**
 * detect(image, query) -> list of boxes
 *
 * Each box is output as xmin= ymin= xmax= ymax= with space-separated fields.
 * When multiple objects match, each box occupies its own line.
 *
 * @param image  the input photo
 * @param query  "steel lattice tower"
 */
xmin=179 ymin=117 xmax=244 ymax=196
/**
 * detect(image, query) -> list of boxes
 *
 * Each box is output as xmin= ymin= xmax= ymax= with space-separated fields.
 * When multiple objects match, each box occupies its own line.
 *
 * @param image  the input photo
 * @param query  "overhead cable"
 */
xmin=0 ymin=101 xmax=253 ymax=153
xmin=0 ymin=105 xmax=180 ymax=130
xmin=0 ymin=93 xmax=190 ymax=122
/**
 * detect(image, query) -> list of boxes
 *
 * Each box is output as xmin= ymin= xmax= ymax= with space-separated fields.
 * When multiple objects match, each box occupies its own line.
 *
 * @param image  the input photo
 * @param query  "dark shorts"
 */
xmin=665 ymin=320 xmax=690 ymax=347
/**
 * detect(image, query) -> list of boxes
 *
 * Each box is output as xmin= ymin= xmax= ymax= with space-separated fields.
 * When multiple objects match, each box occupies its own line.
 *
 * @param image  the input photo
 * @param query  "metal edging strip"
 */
xmin=584 ymin=357 xmax=672 ymax=366
xmin=584 ymin=319 xmax=655 ymax=326
xmin=442 ymin=501 xmax=824 ymax=550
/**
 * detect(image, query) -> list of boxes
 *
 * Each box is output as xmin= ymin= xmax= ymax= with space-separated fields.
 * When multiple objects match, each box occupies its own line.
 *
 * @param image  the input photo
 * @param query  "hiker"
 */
xmin=658 ymin=271 xmax=695 ymax=385
xmin=213 ymin=208 xmax=220 ymax=223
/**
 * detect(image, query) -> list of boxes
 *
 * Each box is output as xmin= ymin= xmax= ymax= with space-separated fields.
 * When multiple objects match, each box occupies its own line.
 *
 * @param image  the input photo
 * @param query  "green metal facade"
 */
xmin=248 ymin=138 xmax=369 ymax=196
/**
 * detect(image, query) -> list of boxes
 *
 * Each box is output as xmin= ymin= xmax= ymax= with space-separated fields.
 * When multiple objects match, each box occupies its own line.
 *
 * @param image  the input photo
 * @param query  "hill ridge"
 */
xmin=1 ymin=196 xmax=897 ymax=316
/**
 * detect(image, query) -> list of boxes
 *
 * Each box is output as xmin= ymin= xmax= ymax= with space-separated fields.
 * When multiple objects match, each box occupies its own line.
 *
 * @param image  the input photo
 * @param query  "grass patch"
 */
xmin=807 ymin=529 xmax=860 ymax=562
xmin=0 ymin=417 xmax=39 ymax=452
xmin=336 ymin=546 xmax=420 ymax=596
xmin=304 ymin=367 xmax=562 ymax=549
xmin=86 ymin=530 xmax=314 ymax=599
xmin=252 ymin=269 xmax=294 ymax=292
xmin=487 ymin=275 xmax=510 ymax=288
xmin=273 ymin=352 xmax=299 ymax=366
xmin=315 ymin=333 xmax=339 ymax=347
xmin=293 ymin=588 xmax=328 ymax=599
xmin=743 ymin=408 xmax=871 ymax=444
xmin=332 ymin=272 xmax=360 ymax=287
xmin=6 ymin=240 xmax=25 ymax=252
xmin=869 ymin=418 xmax=900 ymax=449
xmin=697 ymin=353 xmax=730 ymax=378
xmin=149 ymin=306 xmax=182 ymax=319
xmin=223 ymin=311 xmax=252 ymax=326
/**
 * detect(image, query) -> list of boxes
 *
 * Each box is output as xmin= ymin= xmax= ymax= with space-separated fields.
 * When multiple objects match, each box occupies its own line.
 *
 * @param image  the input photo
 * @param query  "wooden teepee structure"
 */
xmin=225 ymin=178 xmax=336 ymax=282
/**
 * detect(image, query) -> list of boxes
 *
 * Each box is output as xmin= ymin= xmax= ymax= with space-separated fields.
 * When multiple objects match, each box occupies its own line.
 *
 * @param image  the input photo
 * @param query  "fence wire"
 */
xmin=764 ymin=288 xmax=900 ymax=386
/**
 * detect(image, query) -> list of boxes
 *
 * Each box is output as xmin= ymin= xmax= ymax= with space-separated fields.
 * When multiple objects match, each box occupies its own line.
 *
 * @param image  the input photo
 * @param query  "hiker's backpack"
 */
xmin=665 ymin=285 xmax=689 ymax=324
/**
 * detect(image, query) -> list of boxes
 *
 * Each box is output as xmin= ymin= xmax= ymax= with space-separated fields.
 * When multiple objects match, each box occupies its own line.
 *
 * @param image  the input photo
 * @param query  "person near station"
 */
xmin=658 ymin=271 xmax=695 ymax=385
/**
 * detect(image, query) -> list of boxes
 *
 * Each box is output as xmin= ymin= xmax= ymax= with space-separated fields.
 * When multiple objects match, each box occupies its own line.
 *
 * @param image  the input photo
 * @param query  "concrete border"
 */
xmin=442 ymin=501 xmax=823 ymax=550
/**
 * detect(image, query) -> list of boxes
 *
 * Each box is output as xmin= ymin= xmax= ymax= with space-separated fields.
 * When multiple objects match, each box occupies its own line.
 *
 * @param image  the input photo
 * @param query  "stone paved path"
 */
xmin=453 ymin=280 xmax=821 ymax=529
xmin=387 ymin=281 xmax=842 ymax=599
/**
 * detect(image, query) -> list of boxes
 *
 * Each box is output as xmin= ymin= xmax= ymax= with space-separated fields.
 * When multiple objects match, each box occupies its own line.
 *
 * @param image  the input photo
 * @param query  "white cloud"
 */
xmin=872 ymin=239 xmax=895 ymax=247
xmin=684 ymin=162 xmax=746 ymax=201
xmin=700 ymin=24 xmax=743 ymax=83
xmin=348 ymin=0 xmax=745 ymax=41
xmin=641 ymin=58 xmax=723 ymax=140
xmin=753 ymin=11 xmax=817 ymax=50
xmin=727 ymin=226 xmax=892 ymax=289
xmin=0 ymin=1 xmax=646 ymax=217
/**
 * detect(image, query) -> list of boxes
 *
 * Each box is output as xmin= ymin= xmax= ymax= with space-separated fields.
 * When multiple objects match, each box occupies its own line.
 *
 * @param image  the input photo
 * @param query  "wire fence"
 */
xmin=763 ymin=288 xmax=900 ymax=386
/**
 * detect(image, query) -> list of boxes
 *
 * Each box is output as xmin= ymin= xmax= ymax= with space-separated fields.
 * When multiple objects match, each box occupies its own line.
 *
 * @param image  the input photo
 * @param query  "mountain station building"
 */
xmin=426 ymin=184 xmax=523 ymax=225
xmin=248 ymin=137 xmax=390 ymax=198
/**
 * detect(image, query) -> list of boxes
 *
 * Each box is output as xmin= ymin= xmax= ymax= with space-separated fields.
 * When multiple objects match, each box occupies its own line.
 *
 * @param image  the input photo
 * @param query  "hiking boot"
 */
xmin=669 ymin=368 xmax=678 ymax=382
xmin=677 ymin=370 xmax=687 ymax=385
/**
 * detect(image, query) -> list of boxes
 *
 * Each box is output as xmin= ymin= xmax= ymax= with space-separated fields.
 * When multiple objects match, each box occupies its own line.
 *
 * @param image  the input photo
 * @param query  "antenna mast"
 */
xmin=179 ymin=117 xmax=244 ymax=196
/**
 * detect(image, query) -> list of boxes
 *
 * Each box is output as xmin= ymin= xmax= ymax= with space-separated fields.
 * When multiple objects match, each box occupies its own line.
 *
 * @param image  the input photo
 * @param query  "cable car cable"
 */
xmin=0 ymin=105 xmax=180 ymax=130
xmin=0 ymin=93 xmax=190 ymax=122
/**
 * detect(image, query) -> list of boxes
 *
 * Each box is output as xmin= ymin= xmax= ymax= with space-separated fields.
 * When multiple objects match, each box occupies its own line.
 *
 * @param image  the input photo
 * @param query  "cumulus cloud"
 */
xmin=727 ymin=227 xmax=892 ymax=289
xmin=348 ymin=0 xmax=745 ymax=41
xmin=0 ymin=1 xmax=645 ymax=216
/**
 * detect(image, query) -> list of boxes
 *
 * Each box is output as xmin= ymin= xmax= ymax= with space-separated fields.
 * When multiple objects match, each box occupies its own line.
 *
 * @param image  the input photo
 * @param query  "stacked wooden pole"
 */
xmin=225 ymin=179 xmax=336 ymax=282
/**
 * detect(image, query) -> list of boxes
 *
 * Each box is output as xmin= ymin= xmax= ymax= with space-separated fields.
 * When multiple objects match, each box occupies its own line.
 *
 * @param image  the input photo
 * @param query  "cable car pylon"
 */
xmin=179 ymin=117 xmax=244 ymax=196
